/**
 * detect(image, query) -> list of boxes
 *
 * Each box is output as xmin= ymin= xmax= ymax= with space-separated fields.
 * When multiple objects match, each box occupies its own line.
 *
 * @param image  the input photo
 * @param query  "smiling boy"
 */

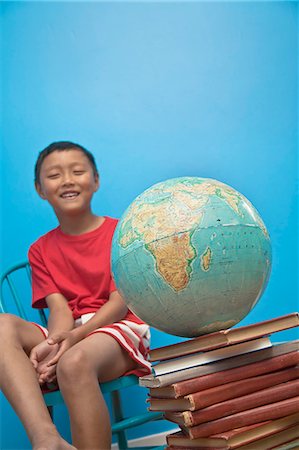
xmin=0 ymin=141 xmax=151 ymax=450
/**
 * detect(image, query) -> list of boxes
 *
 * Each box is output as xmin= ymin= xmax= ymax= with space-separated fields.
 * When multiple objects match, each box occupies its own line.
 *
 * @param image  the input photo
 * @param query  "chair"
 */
xmin=0 ymin=261 xmax=165 ymax=450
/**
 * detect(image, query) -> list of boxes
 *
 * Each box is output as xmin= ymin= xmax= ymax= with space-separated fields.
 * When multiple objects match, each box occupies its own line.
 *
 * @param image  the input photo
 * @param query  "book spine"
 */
xmin=183 ymin=379 xmax=299 ymax=427
xmin=185 ymin=396 xmax=299 ymax=438
xmin=173 ymin=350 xmax=299 ymax=397
xmin=188 ymin=366 xmax=299 ymax=410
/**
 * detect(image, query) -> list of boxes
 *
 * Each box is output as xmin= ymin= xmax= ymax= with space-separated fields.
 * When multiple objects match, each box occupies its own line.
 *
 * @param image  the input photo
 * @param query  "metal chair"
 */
xmin=0 ymin=261 xmax=165 ymax=450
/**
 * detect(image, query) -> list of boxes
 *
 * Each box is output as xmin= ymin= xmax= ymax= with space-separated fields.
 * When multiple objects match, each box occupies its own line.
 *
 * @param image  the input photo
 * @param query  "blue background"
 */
xmin=1 ymin=1 xmax=298 ymax=448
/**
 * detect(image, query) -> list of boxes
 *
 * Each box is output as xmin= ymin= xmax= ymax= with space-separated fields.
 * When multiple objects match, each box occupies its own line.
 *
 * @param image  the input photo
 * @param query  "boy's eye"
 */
xmin=73 ymin=170 xmax=85 ymax=175
xmin=48 ymin=173 xmax=60 ymax=179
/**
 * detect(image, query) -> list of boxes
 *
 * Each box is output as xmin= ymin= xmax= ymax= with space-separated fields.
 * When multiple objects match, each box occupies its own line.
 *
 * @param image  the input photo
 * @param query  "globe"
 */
xmin=111 ymin=177 xmax=272 ymax=337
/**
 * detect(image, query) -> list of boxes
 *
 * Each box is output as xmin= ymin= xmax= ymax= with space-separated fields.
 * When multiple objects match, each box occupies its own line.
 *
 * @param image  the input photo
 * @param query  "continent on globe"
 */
xmin=147 ymin=232 xmax=196 ymax=291
xmin=112 ymin=177 xmax=272 ymax=337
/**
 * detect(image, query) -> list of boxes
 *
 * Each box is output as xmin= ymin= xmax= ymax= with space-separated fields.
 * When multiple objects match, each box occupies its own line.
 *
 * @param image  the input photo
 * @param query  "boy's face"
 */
xmin=36 ymin=149 xmax=99 ymax=218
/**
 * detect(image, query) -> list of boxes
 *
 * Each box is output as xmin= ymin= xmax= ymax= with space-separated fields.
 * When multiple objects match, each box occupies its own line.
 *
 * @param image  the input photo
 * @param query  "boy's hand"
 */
xmin=30 ymin=340 xmax=59 ymax=384
xmin=46 ymin=331 xmax=78 ymax=367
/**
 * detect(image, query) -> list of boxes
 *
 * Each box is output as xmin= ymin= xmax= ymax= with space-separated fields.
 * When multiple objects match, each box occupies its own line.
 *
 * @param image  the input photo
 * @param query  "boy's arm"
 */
xmin=46 ymin=290 xmax=128 ymax=366
xmin=68 ymin=290 xmax=128 ymax=341
xmin=46 ymin=293 xmax=75 ymax=336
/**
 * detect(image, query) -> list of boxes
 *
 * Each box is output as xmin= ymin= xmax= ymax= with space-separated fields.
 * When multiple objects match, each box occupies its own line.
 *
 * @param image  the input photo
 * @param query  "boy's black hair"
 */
xmin=34 ymin=141 xmax=99 ymax=184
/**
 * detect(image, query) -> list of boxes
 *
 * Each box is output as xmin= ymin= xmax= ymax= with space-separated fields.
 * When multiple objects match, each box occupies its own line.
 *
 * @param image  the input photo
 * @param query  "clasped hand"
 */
xmin=30 ymin=331 xmax=76 ymax=385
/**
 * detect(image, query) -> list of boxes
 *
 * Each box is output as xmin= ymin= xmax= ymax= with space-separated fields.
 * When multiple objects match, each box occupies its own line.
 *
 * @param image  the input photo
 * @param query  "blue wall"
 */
xmin=1 ymin=2 xmax=298 ymax=448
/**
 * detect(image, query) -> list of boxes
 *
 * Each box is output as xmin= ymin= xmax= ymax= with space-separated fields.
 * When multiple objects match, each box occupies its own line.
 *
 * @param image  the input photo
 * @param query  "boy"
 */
xmin=0 ymin=142 xmax=151 ymax=450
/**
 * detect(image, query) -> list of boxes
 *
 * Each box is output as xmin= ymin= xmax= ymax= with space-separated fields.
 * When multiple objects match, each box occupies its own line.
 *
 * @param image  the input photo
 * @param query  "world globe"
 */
xmin=111 ymin=177 xmax=272 ymax=337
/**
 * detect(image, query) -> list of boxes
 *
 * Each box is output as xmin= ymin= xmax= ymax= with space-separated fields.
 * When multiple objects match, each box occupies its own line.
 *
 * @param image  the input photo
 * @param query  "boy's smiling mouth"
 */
xmin=60 ymin=191 xmax=80 ymax=199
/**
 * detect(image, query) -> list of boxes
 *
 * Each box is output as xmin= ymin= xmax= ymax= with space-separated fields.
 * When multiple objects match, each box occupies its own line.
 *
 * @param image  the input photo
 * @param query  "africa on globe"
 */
xmin=111 ymin=177 xmax=272 ymax=337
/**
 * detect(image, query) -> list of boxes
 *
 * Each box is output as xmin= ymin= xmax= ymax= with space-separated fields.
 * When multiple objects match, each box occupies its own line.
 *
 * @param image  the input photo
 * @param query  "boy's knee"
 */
xmin=57 ymin=348 xmax=92 ymax=385
xmin=0 ymin=314 xmax=21 ymax=336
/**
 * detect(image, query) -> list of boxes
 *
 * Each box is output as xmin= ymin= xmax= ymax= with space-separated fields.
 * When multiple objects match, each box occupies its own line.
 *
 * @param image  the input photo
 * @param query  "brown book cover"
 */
xmin=165 ymin=446 xmax=210 ymax=449
xmin=166 ymin=413 xmax=299 ymax=448
xmin=272 ymin=438 xmax=299 ymax=449
xmin=148 ymin=344 xmax=299 ymax=394
xmin=149 ymin=312 xmax=299 ymax=362
xmin=165 ymin=447 xmax=207 ymax=449
xmin=166 ymin=425 xmax=299 ymax=450
xmin=164 ymin=379 xmax=299 ymax=427
xmin=148 ymin=365 xmax=299 ymax=411
xmin=237 ymin=424 xmax=299 ymax=450
xmin=152 ymin=337 xmax=271 ymax=376
xmin=179 ymin=396 xmax=299 ymax=438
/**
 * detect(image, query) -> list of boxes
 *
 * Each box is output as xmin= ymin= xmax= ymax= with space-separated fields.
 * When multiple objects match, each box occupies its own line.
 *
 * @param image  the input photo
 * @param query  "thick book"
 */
xmin=151 ymin=337 xmax=271 ymax=376
xmin=148 ymin=365 xmax=299 ymax=411
xmin=166 ymin=425 xmax=299 ymax=450
xmin=237 ymin=424 xmax=299 ymax=450
xmin=166 ymin=413 xmax=299 ymax=448
xmin=179 ymin=396 xmax=299 ymax=439
xmin=139 ymin=340 xmax=299 ymax=388
xmin=164 ymin=379 xmax=299 ymax=427
xmin=149 ymin=312 xmax=299 ymax=362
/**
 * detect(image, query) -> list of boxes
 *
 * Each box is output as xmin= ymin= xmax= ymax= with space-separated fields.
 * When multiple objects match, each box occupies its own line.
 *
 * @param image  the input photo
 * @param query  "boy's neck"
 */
xmin=58 ymin=214 xmax=105 ymax=236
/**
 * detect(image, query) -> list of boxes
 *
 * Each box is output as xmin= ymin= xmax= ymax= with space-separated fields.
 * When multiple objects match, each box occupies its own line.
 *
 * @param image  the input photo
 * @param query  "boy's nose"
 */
xmin=62 ymin=175 xmax=75 ymax=186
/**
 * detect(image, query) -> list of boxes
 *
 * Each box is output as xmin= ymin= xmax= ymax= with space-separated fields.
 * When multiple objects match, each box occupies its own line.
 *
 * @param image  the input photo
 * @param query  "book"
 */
xmin=165 ymin=447 xmax=209 ymax=449
xmin=179 ymin=396 xmax=299 ymax=439
xmin=139 ymin=340 xmax=299 ymax=388
xmin=149 ymin=312 xmax=299 ymax=362
xmin=237 ymin=424 xmax=299 ymax=450
xmin=148 ymin=365 xmax=299 ymax=411
xmin=165 ymin=446 xmax=206 ymax=449
xmin=166 ymin=426 xmax=299 ymax=450
xmin=165 ymin=447 xmax=212 ymax=449
xmin=152 ymin=337 xmax=271 ymax=376
xmin=164 ymin=379 xmax=299 ymax=427
xmin=165 ymin=414 xmax=299 ymax=448
xmin=272 ymin=438 xmax=299 ymax=449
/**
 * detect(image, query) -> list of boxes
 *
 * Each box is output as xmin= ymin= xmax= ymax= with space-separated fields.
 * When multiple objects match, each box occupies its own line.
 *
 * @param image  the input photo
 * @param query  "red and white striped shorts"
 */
xmin=32 ymin=313 xmax=152 ymax=377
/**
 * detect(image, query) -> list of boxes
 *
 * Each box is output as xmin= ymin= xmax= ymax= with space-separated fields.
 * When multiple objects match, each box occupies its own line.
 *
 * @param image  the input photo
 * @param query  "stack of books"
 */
xmin=139 ymin=313 xmax=299 ymax=449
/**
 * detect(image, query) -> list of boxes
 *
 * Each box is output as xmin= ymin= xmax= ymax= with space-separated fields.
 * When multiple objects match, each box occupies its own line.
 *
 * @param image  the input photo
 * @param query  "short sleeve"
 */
xmin=28 ymin=243 xmax=60 ymax=309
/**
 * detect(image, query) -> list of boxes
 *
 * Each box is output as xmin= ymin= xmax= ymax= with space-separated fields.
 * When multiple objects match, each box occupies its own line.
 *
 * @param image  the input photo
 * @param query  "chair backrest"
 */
xmin=0 ymin=261 xmax=48 ymax=326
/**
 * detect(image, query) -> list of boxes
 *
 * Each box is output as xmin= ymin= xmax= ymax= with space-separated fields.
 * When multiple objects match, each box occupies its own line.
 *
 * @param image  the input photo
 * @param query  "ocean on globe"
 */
xmin=111 ymin=177 xmax=272 ymax=337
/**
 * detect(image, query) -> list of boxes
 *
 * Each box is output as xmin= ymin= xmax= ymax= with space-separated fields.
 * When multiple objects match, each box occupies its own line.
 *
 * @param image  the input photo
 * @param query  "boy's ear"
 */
xmin=94 ymin=173 xmax=100 ymax=192
xmin=35 ymin=182 xmax=47 ymax=200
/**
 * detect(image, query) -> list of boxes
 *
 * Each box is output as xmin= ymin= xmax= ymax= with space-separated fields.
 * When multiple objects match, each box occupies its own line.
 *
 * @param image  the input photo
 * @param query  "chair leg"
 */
xmin=111 ymin=390 xmax=129 ymax=450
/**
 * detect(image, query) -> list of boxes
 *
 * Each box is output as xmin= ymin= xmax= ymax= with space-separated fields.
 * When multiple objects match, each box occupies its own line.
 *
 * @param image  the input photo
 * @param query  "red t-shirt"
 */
xmin=28 ymin=216 xmax=138 ymax=321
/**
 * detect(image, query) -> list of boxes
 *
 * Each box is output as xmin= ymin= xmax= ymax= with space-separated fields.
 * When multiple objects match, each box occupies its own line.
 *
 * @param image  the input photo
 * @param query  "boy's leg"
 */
xmin=0 ymin=314 xmax=75 ymax=450
xmin=57 ymin=332 xmax=138 ymax=450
